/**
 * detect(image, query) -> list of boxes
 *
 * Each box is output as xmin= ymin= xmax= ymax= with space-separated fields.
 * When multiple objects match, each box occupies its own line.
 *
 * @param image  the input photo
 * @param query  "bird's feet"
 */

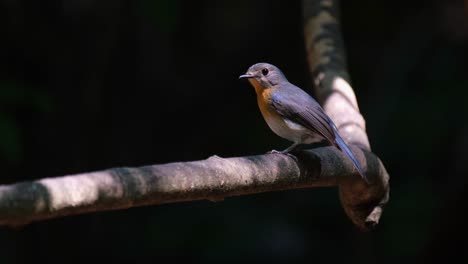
xmin=267 ymin=149 xmax=298 ymax=162
xmin=267 ymin=149 xmax=283 ymax=154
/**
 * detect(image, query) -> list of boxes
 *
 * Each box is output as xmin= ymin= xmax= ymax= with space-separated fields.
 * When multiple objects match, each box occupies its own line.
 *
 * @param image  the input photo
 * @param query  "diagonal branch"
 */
xmin=303 ymin=0 xmax=390 ymax=230
xmin=0 ymin=147 xmax=385 ymax=227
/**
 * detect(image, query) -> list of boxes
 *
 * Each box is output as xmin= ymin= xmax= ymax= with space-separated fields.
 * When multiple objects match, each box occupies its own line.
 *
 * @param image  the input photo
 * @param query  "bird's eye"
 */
xmin=262 ymin=68 xmax=269 ymax=76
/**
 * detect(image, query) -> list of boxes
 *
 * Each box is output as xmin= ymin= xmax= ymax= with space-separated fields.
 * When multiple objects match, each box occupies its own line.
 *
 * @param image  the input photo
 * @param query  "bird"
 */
xmin=239 ymin=62 xmax=368 ymax=182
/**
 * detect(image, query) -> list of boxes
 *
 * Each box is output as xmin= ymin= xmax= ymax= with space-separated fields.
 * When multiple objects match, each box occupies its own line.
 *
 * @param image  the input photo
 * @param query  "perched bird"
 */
xmin=239 ymin=62 xmax=368 ymax=182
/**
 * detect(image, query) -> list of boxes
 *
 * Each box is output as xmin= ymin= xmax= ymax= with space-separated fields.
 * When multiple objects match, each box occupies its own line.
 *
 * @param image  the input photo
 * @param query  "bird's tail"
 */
xmin=334 ymin=133 xmax=369 ymax=183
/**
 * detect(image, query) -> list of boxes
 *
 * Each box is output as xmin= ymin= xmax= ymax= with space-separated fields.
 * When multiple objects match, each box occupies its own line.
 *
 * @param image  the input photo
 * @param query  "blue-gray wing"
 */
xmin=268 ymin=86 xmax=336 ymax=144
xmin=268 ymin=85 xmax=369 ymax=182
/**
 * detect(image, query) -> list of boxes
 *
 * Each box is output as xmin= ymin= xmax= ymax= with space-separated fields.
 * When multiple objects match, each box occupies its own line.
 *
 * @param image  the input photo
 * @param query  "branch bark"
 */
xmin=303 ymin=0 xmax=390 ymax=230
xmin=0 ymin=0 xmax=389 ymax=231
xmin=0 ymin=147 xmax=385 ymax=228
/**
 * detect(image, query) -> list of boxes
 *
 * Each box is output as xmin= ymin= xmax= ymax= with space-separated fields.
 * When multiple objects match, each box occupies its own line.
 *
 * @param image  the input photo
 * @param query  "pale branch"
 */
xmin=0 ymin=146 xmax=385 ymax=227
xmin=303 ymin=0 xmax=390 ymax=230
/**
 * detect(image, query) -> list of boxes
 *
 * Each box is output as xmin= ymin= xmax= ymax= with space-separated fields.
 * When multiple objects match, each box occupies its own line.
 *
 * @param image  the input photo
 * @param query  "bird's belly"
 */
xmin=266 ymin=116 xmax=306 ymax=142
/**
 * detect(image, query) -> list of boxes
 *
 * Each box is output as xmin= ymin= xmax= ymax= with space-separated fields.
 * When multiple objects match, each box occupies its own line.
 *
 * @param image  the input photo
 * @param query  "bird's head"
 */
xmin=239 ymin=63 xmax=288 ymax=92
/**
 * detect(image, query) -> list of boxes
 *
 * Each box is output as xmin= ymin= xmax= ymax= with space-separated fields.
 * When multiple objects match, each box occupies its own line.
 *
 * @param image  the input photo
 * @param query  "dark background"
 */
xmin=1 ymin=0 xmax=467 ymax=263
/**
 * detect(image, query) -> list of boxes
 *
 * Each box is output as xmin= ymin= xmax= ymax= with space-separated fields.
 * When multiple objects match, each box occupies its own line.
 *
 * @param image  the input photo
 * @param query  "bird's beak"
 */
xmin=239 ymin=73 xmax=254 ymax=79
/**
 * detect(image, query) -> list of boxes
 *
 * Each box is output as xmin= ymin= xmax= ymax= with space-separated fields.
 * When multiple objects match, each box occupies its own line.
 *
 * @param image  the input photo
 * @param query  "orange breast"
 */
xmin=256 ymin=89 xmax=292 ymax=139
xmin=255 ymin=87 xmax=314 ymax=143
xmin=249 ymin=79 xmax=279 ymax=123
xmin=257 ymin=89 xmax=280 ymax=122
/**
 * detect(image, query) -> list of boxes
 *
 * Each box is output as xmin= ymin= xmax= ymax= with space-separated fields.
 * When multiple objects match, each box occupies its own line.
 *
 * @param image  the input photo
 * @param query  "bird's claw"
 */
xmin=267 ymin=150 xmax=298 ymax=162
xmin=267 ymin=149 xmax=283 ymax=154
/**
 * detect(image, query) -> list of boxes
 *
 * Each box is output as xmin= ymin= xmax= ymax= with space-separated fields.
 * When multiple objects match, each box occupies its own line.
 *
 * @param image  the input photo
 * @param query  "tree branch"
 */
xmin=0 ymin=1 xmax=389 ymax=231
xmin=303 ymin=0 xmax=390 ymax=230
xmin=0 ymin=147 xmax=384 ymax=227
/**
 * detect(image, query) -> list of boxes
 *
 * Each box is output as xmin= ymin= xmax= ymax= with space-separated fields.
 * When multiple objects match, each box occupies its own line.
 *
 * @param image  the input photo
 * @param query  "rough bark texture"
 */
xmin=0 ymin=147 xmax=385 ymax=227
xmin=303 ymin=0 xmax=390 ymax=230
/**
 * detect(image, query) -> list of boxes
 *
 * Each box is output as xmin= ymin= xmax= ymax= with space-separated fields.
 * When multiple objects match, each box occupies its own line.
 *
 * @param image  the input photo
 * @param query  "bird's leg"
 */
xmin=268 ymin=142 xmax=300 ymax=161
xmin=280 ymin=142 xmax=300 ymax=153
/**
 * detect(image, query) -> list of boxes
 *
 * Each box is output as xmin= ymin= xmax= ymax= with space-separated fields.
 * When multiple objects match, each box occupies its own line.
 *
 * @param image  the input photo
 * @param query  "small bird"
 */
xmin=239 ymin=62 xmax=368 ymax=182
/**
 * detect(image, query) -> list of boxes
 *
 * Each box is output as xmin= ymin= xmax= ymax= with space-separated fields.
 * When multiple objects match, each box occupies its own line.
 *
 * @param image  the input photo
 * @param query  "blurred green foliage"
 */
xmin=0 ymin=82 xmax=52 ymax=162
xmin=0 ymin=113 xmax=21 ymax=162
xmin=140 ymin=0 xmax=179 ymax=32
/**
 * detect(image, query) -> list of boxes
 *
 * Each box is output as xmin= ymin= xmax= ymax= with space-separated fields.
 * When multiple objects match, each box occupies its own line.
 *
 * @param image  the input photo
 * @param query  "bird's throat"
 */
xmin=248 ymin=78 xmax=266 ymax=95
